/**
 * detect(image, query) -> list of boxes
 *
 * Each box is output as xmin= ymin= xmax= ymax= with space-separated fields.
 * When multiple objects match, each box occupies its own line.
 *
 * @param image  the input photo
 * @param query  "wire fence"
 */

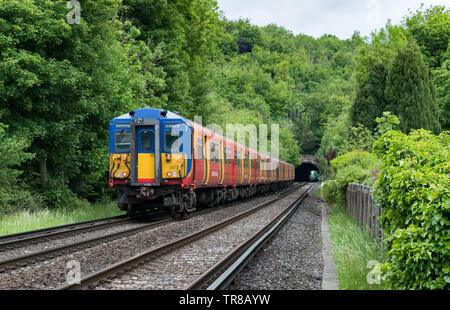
xmin=346 ymin=184 xmax=384 ymax=242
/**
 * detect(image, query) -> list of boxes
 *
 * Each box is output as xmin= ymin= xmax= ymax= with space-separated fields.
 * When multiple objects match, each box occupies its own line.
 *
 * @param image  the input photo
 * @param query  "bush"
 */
xmin=0 ymin=124 xmax=41 ymax=215
xmin=322 ymin=151 xmax=380 ymax=204
xmin=0 ymin=186 xmax=44 ymax=216
xmin=373 ymin=129 xmax=449 ymax=289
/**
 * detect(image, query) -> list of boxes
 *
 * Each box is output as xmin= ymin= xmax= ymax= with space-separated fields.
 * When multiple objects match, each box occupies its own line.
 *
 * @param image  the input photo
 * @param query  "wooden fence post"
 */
xmin=346 ymin=184 xmax=384 ymax=244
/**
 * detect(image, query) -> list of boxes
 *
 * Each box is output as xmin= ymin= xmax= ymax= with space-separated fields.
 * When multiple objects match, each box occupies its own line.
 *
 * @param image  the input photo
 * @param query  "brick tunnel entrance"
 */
xmin=295 ymin=162 xmax=320 ymax=182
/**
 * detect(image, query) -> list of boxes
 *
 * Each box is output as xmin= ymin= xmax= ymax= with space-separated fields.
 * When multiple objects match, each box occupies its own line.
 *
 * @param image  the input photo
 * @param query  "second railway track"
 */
xmin=0 ymin=215 xmax=129 ymax=251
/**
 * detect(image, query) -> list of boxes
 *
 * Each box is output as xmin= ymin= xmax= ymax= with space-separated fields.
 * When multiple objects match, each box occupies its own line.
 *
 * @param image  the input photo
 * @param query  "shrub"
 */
xmin=373 ymin=129 xmax=449 ymax=289
xmin=322 ymin=151 xmax=380 ymax=204
xmin=0 ymin=186 xmax=44 ymax=216
xmin=0 ymin=124 xmax=41 ymax=215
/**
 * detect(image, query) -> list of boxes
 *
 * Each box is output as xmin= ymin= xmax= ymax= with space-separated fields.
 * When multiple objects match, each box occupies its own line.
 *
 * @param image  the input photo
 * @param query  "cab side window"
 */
xmin=115 ymin=130 xmax=131 ymax=153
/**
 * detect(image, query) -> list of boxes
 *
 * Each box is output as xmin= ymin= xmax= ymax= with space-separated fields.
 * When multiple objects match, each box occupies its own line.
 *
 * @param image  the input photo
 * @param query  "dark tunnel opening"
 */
xmin=295 ymin=163 xmax=320 ymax=182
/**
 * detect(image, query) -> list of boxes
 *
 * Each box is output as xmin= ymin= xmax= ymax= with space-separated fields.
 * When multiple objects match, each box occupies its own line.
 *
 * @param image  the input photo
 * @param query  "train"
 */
xmin=108 ymin=107 xmax=295 ymax=217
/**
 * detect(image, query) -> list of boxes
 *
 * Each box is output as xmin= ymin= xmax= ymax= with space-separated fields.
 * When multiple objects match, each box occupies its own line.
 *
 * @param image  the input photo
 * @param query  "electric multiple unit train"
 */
xmin=109 ymin=107 xmax=295 ymax=217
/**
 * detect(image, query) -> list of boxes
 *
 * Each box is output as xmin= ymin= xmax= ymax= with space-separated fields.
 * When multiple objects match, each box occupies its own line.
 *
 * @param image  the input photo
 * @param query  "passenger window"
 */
xmin=197 ymin=137 xmax=203 ymax=160
xmin=210 ymin=143 xmax=215 ymax=161
xmin=215 ymin=144 xmax=220 ymax=163
xmin=225 ymin=147 xmax=232 ymax=165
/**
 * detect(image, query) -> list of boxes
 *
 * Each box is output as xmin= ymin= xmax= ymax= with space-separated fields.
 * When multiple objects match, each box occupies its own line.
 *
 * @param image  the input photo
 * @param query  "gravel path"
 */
xmin=227 ymin=185 xmax=323 ymax=290
xmin=0 ymin=187 xmax=302 ymax=290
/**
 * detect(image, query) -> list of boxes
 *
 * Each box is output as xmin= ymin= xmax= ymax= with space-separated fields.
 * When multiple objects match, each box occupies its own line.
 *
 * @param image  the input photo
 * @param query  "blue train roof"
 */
xmin=111 ymin=107 xmax=188 ymax=124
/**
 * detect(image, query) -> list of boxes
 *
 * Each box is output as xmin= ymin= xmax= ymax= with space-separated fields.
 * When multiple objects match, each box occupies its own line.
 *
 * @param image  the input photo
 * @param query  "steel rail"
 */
xmin=0 ymin=215 xmax=128 ymax=248
xmin=0 ymin=217 xmax=172 ymax=273
xmin=185 ymin=184 xmax=313 ymax=290
xmin=57 ymin=184 xmax=306 ymax=290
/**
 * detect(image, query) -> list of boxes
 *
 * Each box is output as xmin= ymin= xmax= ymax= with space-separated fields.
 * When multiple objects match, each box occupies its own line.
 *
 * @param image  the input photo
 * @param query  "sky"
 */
xmin=216 ymin=0 xmax=449 ymax=39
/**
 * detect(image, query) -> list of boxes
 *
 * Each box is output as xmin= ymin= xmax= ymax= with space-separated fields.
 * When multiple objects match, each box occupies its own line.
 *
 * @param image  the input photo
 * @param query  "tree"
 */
xmin=354 ymin=23 xmax=408 ymax=86
xmin=404 ymin=5 xmax=450 ymax=69
xmin=119 ymin=0 xmax=223 ymax=117
xmin=385 ymin=40 xmax=441 ymax=133
xmin=0 ymin=0 xmax=160 ymax=203
xmin=350 ymin=63 xmax=388 ymax=131
xmin=432 ymin=43 xmax=450 ymax=130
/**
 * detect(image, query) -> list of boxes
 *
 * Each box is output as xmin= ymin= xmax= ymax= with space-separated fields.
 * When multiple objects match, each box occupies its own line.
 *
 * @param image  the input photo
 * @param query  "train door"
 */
xmin=208 ymin=140 xmax=220 ymax=185
xmin=219 ymin=140 xmax=224 ymax=185
xmin=254 ymin=154 xmax=257 ymax=184
xmin=202 ymin=135 xmax=209 ymax=185
xmin=194 ymin=131 xmax=204 ymax=187
xmin=137 ymin=127 xmax=155 ymax=184
xmin=224 ymin=144 xmax=232 ymax=185
xmin=234 ymin=149 xmax=240 ymax=185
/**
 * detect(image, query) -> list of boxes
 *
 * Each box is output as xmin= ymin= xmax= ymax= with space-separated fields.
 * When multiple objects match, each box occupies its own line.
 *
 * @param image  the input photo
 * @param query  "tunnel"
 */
xmin=295 ymin=162 xmax=320 ymax=182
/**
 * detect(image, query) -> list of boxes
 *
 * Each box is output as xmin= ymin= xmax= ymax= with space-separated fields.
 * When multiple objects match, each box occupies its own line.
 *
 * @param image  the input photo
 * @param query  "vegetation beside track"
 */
xmin=326 ymin=203 xmax=386 ymax=290
xmin=0 ymin=201 xmax=124 ymax=237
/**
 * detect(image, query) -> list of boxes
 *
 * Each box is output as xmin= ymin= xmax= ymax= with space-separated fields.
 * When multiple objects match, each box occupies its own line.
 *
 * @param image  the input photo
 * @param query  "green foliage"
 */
xmin=385 ymin=39 xmax=441 ymax=133
xmin=432 ymin=43 xmax=450 ymax=130
xmin=354 ymin=23 xmax=408 ymax=86
xmin=351 ymin=63 xmax=388 ymax=131
xmin=322 ymin=151 xmax=380 ymax=204
xmin=375 ymin=112 xmax=400 ymax=136
xmin=404 ymin=5 xmax=450 ymax=69
xmin=0 ymin=124 xmax=34 ymax=186
xmin=373 ymin=130 xmax=449 ymax=289
xmin=341 ymin=124 xmax=377 ymax=154
xmin=0 ymin=123 xmax=41 ymax=215
xmin=0 ymin=0 xmax=159 ymax=205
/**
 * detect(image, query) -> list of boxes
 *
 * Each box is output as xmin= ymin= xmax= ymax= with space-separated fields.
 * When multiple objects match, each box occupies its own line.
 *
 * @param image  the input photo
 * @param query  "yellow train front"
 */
xmin=109 ymin=108 xmax=195 ymax=217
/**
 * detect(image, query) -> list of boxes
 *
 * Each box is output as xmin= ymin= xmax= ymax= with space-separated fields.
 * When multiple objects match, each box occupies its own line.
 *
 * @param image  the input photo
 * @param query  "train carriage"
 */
xmin=109 ymin=107 xmax=294 ymax=217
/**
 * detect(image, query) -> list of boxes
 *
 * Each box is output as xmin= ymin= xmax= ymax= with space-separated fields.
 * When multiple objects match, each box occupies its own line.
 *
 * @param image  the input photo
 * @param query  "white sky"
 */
xmin=216 ymin=0 xmax=449 ymax=39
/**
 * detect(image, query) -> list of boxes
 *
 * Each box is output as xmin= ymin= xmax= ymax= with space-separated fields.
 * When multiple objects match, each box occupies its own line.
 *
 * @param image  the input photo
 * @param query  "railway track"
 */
xmin=0 ymin=184 xmax=303 ymax=274
xmin=186 ymin=185 xmax=313 ymax=290
xmin=0 ymin=215 xmax=129 ymax=251
xmin=57 ymin=184 xmax=311 ymax=290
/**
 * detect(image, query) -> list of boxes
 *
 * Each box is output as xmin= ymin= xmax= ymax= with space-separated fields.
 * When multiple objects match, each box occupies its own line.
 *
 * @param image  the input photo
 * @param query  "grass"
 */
xmin=0 ymin=201 xmax=125 ymax=237
xmin=327 ymin=203 xmax=386 ymax=290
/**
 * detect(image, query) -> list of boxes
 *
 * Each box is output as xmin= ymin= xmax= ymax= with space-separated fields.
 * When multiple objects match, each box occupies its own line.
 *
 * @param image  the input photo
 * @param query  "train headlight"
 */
xmin=167 ymin=172 xmax=172 ymax=177
xmin=173 ymin=172 xmax=177 ymax=177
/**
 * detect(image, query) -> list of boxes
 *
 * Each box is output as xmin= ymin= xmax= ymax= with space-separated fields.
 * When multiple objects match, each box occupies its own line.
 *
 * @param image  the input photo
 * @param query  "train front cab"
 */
xmin=109 ymin=109 xmax=194 ymax=215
